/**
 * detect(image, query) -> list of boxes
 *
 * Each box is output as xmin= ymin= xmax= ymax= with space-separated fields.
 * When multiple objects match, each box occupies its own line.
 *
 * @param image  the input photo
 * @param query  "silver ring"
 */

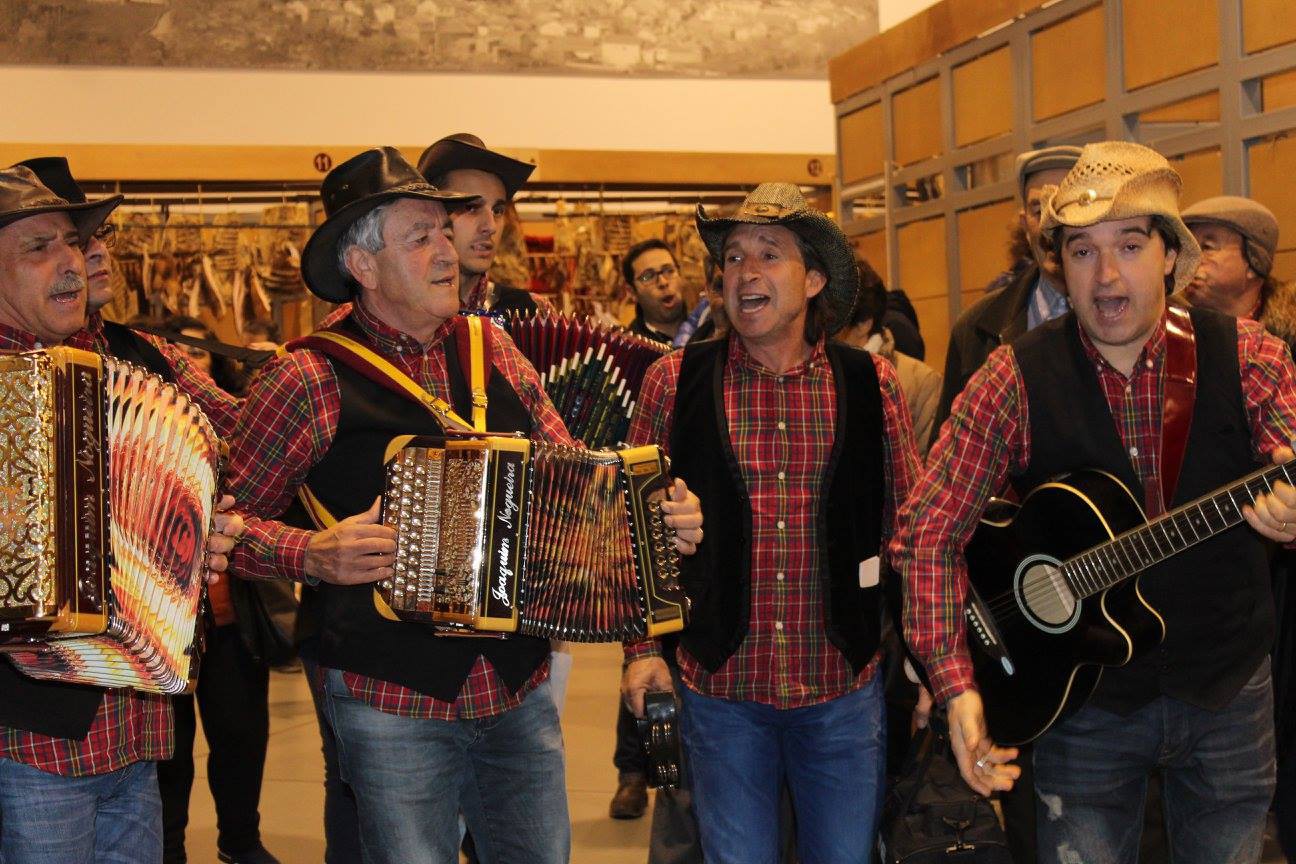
xmin=975 ymin=757 xmax=988 ymax=770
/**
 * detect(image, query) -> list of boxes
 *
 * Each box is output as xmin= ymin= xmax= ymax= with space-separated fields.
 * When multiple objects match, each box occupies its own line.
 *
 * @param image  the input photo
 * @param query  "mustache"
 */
xmin=51 ymin=273 xmax=87 ymax=295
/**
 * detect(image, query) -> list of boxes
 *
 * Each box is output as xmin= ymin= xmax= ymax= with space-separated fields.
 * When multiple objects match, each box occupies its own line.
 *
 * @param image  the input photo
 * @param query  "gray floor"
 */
xmin=183 ymin=643 xmax=651 ymax=863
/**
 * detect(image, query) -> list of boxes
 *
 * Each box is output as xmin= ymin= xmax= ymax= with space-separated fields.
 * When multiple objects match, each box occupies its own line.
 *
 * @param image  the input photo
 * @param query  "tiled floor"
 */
xmin=182 ymin=643 xmax=651 ymax=863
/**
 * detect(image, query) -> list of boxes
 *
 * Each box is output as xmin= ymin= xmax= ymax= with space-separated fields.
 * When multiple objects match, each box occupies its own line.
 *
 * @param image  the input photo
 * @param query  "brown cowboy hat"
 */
xmin=301 ymin=146 xmax=479 ymax=302
xmin=416 ymin=133 xmax=535 ymax=200
xmin=696 ymin=183 xmax=859 ymax=334
xmin=0 ymin=162 xmax=121 ymax=243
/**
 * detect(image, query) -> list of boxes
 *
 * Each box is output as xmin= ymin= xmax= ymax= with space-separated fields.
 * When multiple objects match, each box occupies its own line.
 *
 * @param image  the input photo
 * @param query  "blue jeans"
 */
xmin=321 ymin=668 xmax=569 ymax=864
xmin=680 ymin=674 xmax=886 ymax=864
xmin=0 ymin=758 xmax=161 ymax=864
xmin=1034 ymin=656 xmax=1276 ymax=864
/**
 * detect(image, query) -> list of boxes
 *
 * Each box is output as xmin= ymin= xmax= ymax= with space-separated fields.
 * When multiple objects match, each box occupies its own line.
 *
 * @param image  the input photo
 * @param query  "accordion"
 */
xmin=0 ymin=347 xmax=220 ymax=694
xmin=378 ymin=435 xmax=687 ymax=642
xmin=501 ymin=312 xmax=669 ymax=449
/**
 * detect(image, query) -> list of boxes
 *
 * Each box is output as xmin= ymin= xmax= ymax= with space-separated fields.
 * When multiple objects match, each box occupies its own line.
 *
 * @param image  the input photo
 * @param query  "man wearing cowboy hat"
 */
xmin=620 ymin=182 xmax=920 ymax=862
xmin=224 ymin=146 xmax=702 ymax=864
xmin=895 ymin=140 xmax=1296 ymax=863
xmin=0 ymin=164 xmax=243 ymax=863
xmin=417 ymin=133 xmax=542 ymax=316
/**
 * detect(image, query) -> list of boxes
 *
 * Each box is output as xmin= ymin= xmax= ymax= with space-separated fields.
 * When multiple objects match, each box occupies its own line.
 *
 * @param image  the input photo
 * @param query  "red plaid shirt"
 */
xmin=625 ymin=337 xmax=919 ymax=709
xmin=227 ymin=301 xmax=571 ymax=720
xmin=0 ymin=321 xmax=172 ymax=776
xmin=85 ymin=313 xmax=243 ymax=440
xmin=894 ymin=313 xmax=1296 ymax=703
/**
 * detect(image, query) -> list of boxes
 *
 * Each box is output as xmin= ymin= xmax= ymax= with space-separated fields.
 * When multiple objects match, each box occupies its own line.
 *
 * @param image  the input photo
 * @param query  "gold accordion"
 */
xmin=0 ymin=347 xmax=220 ymax=694
xmin=378 ymin=436 xmax=687 ymax=641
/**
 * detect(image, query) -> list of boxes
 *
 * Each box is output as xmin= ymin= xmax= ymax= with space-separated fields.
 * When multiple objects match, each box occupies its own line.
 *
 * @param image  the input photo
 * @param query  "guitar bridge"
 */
xmin=966 ymin=593 xmax=1015 ymax=677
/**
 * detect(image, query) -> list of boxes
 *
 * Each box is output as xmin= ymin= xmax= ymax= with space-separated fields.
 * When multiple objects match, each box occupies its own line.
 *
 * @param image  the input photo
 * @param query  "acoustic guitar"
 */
xmin=963 ymin=462 xmax=1290 ymax=745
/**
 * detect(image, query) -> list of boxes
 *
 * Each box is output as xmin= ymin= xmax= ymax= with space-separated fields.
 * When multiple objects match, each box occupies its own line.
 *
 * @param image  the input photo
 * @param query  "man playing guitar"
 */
xmin=894 ymin=140 xmax=1296 ymax=864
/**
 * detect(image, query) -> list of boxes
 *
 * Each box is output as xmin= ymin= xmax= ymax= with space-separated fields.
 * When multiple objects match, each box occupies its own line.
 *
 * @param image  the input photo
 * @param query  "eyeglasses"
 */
xmin=634 ymin=264 xmax=677 ymax=285
xmin=89 ymin=223 xmax=117 ymax=250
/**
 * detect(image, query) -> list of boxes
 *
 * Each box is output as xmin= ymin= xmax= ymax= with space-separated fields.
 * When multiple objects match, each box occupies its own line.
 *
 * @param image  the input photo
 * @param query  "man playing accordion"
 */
xmin=224 ymin=147 xmax=702 ymax=864
xmin=0 ymin=164 xmax=243 ymax=863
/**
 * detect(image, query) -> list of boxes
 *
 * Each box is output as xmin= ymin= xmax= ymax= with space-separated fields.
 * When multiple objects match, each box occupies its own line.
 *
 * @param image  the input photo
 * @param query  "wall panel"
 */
xmin=1032 ymin=6 xmax=1106 ymax=121
xmin=839 ymin=103 xmax=887 ymax=185
xmin=893 ymin=77 xmax=944 ymax=166
xmin=1123 ymin=0 xmax=1218 ymax=90
xmin=954 ymin=47 xmax=1014 ymax=147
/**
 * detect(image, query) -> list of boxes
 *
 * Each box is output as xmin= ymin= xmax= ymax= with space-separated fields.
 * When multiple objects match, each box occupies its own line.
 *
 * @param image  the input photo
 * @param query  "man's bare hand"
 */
xmin=206 ymin=495 xmax=244 ymax=584
xmin=304 ymin=497 xmax=398 ymax=586
xmin=948 ymin=689 xmax=1020 ymax=796
xmin=663 ymin=478 xmax=703 ymax=555
xmin=621 ymin=656 xmax=673 ymax=718
xmin=1243 ymin=446 xmax=1296 ymax=542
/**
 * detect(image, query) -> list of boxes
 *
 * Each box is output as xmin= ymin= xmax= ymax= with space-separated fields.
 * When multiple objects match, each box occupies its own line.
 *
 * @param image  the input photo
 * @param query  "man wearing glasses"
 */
xmin=623 ymin=239 xmax=690 ymax=345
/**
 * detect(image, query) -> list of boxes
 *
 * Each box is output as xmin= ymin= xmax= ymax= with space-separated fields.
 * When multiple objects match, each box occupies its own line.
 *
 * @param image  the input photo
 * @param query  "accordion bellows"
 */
xmin=502 ymin=312 xmax=669 ymax=449
xmin=0 ymin=347 xmax=220 ymax=694
xmin=379 ymin=435 xmax=687 ymax=642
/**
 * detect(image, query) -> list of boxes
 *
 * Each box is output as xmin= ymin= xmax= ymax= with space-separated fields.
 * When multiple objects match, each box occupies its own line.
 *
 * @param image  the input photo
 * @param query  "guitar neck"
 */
xmin=1063 ymin=461 xmax=1294 ymax=599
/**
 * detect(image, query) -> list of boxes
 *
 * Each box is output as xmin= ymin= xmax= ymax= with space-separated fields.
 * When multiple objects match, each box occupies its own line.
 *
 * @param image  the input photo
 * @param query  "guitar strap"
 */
xmin=1161 ymin=304 xmax=1197 ymax=511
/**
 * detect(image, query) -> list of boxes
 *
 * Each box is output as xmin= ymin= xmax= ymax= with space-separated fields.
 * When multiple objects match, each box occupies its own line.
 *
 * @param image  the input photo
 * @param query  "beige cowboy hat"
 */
xmin=1040 ymin=140 xmax=1200 ymax=292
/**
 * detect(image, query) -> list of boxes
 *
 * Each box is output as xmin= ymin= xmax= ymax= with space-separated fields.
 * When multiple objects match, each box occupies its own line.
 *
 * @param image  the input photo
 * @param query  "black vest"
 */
xmin=1012 ymin=308 xmax=1272 ymax=712
xmin=0 ymin=324 xmax=176 ymax=740
xmin=302 ymin=319 xmax=551 ymax=701
xmin=669 ymin=337 xmax=886 ymax=673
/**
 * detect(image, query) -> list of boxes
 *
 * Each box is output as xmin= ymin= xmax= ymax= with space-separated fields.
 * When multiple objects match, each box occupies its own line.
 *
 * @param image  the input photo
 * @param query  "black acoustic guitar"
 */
xmin=964 ymin=462 xmax=1291 ymax=745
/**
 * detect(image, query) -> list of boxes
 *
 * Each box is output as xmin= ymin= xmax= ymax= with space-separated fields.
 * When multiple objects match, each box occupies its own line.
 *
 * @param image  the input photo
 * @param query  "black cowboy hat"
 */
xmin=301 ymin=146 xmax=480 ymax=303
xmin=0 ymin=161 xmax=122 ymax=243
xmin=416 ymin=133 xmax=535 ymax=200
xmin=696 ymin=183 xmax=860 ymax=335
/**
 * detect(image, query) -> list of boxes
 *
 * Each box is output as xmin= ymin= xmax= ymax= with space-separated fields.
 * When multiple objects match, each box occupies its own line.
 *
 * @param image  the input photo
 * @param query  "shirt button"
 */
xmin=776 ymin=572 xmax=786 ymax=581
xmin=777 ymin=471 xmax=786 ymax=481
xmin=775 ymin=621 xmax=784 ymax=631
xmin=1145 ymin=359 xmax=1153 ymax=369
xmin=777 ymin=421 xmax=787 ymax=431
xmin=777 ymin=520 xmax=786 ymax=530
xmin=1129 ymin=446 xmax=1138 ymax=457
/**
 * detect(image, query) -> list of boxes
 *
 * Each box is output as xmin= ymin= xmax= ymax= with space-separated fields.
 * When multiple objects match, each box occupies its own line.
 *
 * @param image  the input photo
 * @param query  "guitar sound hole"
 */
xmin=1019 ymin=560 xmax=1076 ymax=627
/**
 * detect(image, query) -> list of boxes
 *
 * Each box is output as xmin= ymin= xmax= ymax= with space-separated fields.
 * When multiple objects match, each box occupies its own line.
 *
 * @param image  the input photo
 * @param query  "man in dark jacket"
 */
xmin=934 ymin=145 xmax=1082 ymax=430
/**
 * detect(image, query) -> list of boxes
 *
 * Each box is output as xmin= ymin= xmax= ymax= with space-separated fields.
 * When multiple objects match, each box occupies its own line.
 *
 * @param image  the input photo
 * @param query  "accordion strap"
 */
xmin=294 ymin=326 xmax=489 ymax=433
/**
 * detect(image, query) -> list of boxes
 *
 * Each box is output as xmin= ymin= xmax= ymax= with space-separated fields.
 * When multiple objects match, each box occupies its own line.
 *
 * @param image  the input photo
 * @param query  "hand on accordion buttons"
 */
xmin=206 ymin=495 xmax=245 ymax=584
xmin=621 ymin=656 xmax=673 ymax=718
xmin=662 ymin=478 xmax=703 ymax=556
xmin=303 ymin=497 xmax=400 ymax=586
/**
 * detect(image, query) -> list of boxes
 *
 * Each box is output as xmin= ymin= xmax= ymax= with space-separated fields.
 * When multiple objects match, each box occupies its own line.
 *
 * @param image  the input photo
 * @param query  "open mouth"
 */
xmin=737 ymin=292 xmax=771 ymax=314
xmin=470 ymin=241 xmax=494 ymax=256
xmin=1093 ymin=296 xmax=1128 ymax=320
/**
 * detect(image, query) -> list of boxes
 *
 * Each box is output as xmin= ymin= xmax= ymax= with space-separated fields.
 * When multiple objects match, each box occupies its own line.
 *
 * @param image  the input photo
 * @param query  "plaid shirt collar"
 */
xmin=349 ymin=299 xmax=456 ymax=357
xmin=1074 ymin=310 xmax=1168 ymax=377
xmin=727 ymin=333 xmax=829 ymax=379
xmin=0 ymin=319 xmax=94 ymax=352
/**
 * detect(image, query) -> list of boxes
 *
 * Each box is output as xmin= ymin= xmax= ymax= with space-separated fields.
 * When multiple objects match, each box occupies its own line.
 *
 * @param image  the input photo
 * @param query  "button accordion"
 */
xmin=0 ymin=347 xmax=220 ymax=694
xmin=378 ymin=435 xmax=687 ymax=641
xmin=501 ymin=312 xmax=669 ymax=449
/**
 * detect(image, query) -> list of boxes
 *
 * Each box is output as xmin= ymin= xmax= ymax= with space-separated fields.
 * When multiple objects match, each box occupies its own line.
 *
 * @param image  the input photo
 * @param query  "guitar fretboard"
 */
xmin=1061 ymin=461 xmax=1295 ymax=599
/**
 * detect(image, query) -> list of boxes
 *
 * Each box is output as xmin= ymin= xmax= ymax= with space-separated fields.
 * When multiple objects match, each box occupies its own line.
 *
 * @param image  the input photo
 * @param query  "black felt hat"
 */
xmin=0 ymin=160 xmax=122 ymax=243
xmin=301 ymin=147 xmax=480 ymax=302
xmin=416 ymin=133 xmax=535 ymax=200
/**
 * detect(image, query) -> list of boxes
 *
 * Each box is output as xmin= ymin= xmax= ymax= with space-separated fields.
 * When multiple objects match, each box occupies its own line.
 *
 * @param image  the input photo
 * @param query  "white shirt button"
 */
xmin=776 ymin=572 xmax=786 ymax=581
xmin=1129 ymin=446 xmax=1138 ymax=457
xmin=777 ymin=471 xmax=786 ymax=481
xmin=777 ymin=421 xmax=787 ymax=431
xmin=777 ymin=520 xmax=785 ymax=530
xmin=775 ymin=621 xmax=784 ymax=631
xmin=1145 ymin=359 xmax=1154 ymax=369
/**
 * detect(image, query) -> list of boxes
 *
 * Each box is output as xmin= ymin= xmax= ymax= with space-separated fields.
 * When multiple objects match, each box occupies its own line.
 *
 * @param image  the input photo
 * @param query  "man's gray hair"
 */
xmin=336 ymin=202 xmax=392 ymax=294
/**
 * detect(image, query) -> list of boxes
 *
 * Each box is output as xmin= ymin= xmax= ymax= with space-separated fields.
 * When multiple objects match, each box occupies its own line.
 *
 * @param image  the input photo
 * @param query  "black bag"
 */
xmin=878 ymin=713 xmax=1012 ymax=863
xmin=228 ymin=576 xmax=299 ymax=667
